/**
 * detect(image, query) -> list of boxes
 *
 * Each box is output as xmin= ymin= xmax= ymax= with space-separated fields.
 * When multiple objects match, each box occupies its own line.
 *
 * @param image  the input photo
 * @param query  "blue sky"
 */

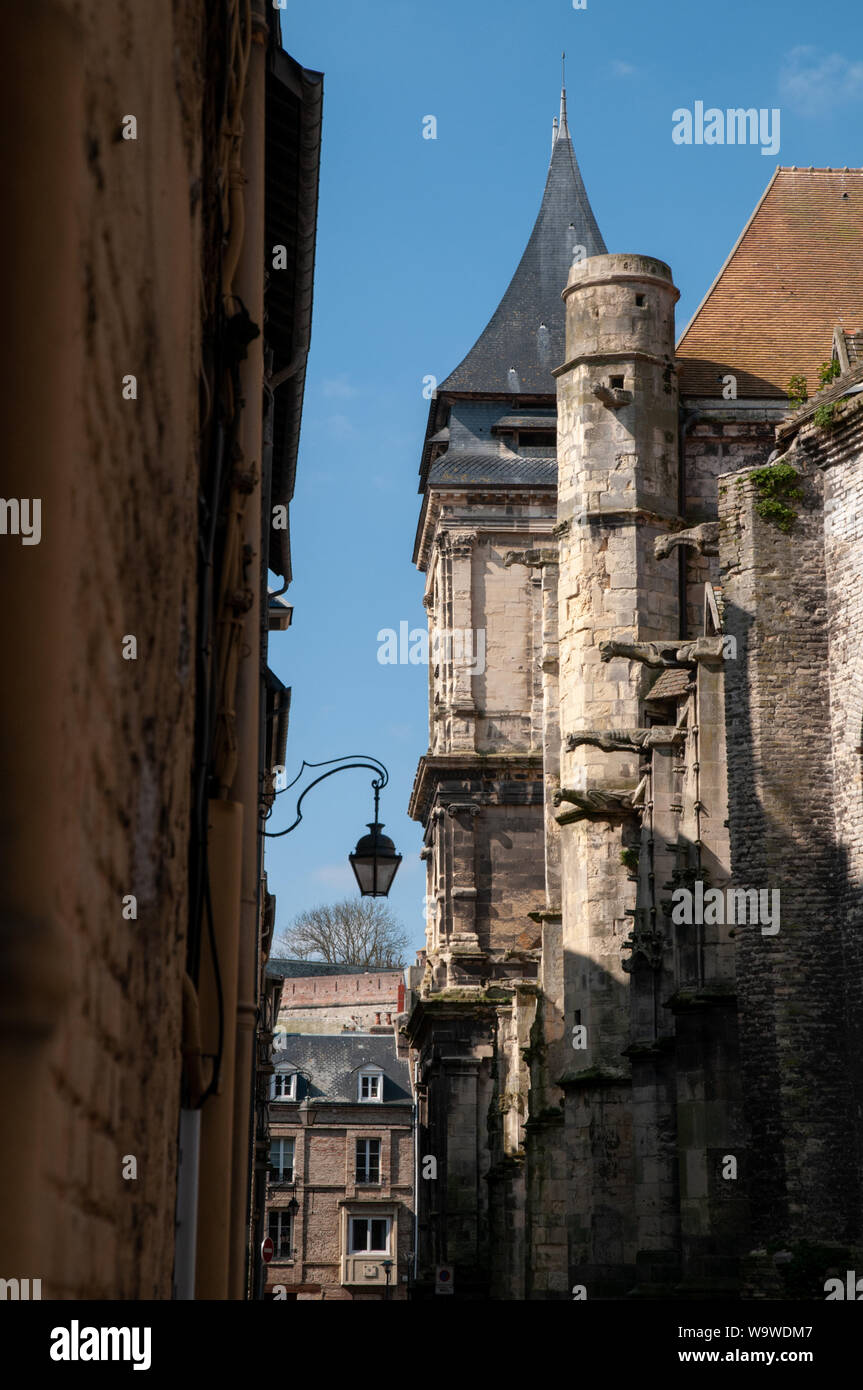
xmin=265 ymin=0 xmax=863 ymax=958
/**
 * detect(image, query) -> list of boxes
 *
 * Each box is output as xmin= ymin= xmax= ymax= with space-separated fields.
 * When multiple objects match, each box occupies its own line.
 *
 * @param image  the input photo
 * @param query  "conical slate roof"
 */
xmin=440 ymin=89 xmax=606 ymax=395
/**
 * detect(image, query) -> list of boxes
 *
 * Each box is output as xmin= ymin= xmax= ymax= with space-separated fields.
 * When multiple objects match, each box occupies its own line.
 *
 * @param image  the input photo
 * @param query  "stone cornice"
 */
xmin=402 ymin=988 xmax=516 ymax=1047
xmin=408 ymin=752 xmax=545 ymax=823
xmin=553 ymin=347 xmax=676 ymax=378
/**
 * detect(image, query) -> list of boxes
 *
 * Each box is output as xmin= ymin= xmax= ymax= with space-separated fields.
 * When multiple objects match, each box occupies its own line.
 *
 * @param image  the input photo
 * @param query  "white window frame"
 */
xmin=270 ymin=1072 xmax=297 ymax=1102
xmin=269 ymin=1136 xmax=295 ymax=1183
xmin=355 ymin=1137 xmax=381 ymax=1185
xmin=357 ymin=1068 xmax=383 ymax=1102
xmin=348 ymin=1214 xmax=391 ymax=1255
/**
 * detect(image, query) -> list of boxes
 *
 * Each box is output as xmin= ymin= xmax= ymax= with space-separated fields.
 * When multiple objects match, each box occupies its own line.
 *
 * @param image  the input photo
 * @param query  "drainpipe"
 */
xmin=173 ymin=975 xmax=205 ymax=1297
xmin=228 ymin=0 xmax=268 ymax=1300
xmin=195 ymin=799 xmax=244 ymax=1298
xmin=173 ymin=1108 xmax=201 ymax=1299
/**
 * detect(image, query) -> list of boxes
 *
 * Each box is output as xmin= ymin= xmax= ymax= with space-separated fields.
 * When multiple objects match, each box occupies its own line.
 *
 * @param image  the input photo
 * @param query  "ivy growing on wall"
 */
xmin=749 ymin=462 xmax=803 ymax=533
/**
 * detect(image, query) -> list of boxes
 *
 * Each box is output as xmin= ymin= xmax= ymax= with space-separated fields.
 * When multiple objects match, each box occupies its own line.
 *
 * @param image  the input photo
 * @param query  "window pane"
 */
xmin=350 ymin=1218 xmax=369 ymax=1253
xmin=279 ymin=1215 xmax=292 ymax=1257
xmin=370 ymin=1219 xmax=388 ymax=1252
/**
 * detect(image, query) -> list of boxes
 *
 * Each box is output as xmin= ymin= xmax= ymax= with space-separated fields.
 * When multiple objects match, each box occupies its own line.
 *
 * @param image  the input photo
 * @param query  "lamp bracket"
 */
xmin=264 ymin=755 xmax=389 ymax=839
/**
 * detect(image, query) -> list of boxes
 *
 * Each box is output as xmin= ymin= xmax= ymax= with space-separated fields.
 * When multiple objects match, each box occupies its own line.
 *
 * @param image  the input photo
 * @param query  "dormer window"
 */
xmin=358 ymin=1069 xmax=383 ymax=1102
xmin=270 ymin=1072 xmax=297 ymax=1102
xmin=518 ymin=430 xmax=556 ymax=448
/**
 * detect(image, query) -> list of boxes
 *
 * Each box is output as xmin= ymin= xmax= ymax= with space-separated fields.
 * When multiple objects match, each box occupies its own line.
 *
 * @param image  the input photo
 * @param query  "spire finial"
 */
xmin=559 ymin=51 xmax=569 ymax=140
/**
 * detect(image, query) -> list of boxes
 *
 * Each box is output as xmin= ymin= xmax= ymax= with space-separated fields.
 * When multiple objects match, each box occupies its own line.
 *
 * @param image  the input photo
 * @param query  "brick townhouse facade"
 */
xmin=263 ymin=1034 xmax=414 ymax=1300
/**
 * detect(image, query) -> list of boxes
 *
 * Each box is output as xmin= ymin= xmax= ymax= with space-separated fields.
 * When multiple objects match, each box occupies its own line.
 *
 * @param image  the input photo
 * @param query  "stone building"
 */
xmin=404 ymin=85 xmax=863 ymax=1298
xmin=263 ymin=1034 xmax=414 ymax=1300
xmin=269 ymin=959 xmax=404 ymax=1036
xmin=0 ymin=3 xmax=321 ymax=1300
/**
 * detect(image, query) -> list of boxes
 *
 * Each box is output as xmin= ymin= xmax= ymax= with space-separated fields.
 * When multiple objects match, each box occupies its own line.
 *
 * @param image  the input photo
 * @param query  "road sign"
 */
xmin=261 ymin=1236 xmax=274 ymax=1264
xmin=435 ymin=1264 xmax=454 ymax=1295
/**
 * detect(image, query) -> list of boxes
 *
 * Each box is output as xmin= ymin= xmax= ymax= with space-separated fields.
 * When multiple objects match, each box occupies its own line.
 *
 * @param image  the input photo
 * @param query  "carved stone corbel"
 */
xmin=448 ymin=531 xmax=477 ymax=557
xmin=622 ymin=924 xmax=664 ymax=973
xmin=654 ymin=522 xmax=719 ymax=560
xmin=503 ymin=547 xmax=559 ymax=569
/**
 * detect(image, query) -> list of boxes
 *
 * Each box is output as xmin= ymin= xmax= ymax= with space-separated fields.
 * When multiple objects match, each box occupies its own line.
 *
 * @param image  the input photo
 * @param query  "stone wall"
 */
xmin=718 ymin=415 xmax=863 ymax=1256
xmin=276 ymin=971 xmax=403 ymax=1034
xmin=680 ymin=412 xmax=779 ymax=635
xmin=1 ymin=0 xmax=207 ymax=1299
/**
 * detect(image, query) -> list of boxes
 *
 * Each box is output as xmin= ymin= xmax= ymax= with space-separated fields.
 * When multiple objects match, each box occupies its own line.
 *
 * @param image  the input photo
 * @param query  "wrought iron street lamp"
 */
xmin=264 ymin=754 xmax=402 ymax=899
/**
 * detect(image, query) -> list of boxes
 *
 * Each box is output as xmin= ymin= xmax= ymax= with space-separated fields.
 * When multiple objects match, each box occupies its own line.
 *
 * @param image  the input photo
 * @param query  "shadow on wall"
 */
xmin=721 ymin=594 xmax=863 ymax=1260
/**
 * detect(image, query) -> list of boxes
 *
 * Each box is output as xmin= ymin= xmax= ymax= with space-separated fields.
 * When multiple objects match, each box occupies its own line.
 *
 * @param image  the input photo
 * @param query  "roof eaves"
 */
xmin=266 ymin=48 xmax=324 ymax=577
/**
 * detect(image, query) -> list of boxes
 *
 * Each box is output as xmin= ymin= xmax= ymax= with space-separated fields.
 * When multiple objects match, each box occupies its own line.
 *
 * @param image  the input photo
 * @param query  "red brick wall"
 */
xmin=279 ymin=971 xmax=402 ymax=1009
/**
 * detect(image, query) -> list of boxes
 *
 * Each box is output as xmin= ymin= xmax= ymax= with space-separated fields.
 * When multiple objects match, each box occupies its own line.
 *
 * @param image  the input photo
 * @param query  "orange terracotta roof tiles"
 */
xmin=677 ymin=168 xmax=863 ymax=399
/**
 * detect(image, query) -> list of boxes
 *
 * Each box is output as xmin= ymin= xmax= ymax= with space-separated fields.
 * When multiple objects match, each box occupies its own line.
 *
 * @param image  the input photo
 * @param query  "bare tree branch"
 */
xmin=272 ymin=899 xmax=409 ymax=969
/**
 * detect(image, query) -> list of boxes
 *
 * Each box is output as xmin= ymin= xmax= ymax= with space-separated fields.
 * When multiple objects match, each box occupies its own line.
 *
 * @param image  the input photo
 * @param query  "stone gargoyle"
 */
xmin=565 ymin=726 xmax=684 ymax=753
xmin=598 ymin=635 xmax=725 ymax=668
xmin=654 ymin=522 xmax=719 ymax=560
xmin=552 ymin=786 xmax=637 ymax=815
xmin=592 ymin=383 xmax=633 ymax=410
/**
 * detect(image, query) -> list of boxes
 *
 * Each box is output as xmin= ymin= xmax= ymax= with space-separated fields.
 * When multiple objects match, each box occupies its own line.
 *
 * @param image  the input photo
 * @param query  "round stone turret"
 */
xmin=562 ymin=253 xmax=678 ymax=363
xmin=555 ymin=253 xmax=681 ymax=523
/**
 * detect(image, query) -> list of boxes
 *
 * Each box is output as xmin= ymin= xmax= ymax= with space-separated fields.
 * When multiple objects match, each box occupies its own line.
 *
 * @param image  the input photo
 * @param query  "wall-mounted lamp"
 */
xmin=264 ymin=755 xmax=402 ymax=899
